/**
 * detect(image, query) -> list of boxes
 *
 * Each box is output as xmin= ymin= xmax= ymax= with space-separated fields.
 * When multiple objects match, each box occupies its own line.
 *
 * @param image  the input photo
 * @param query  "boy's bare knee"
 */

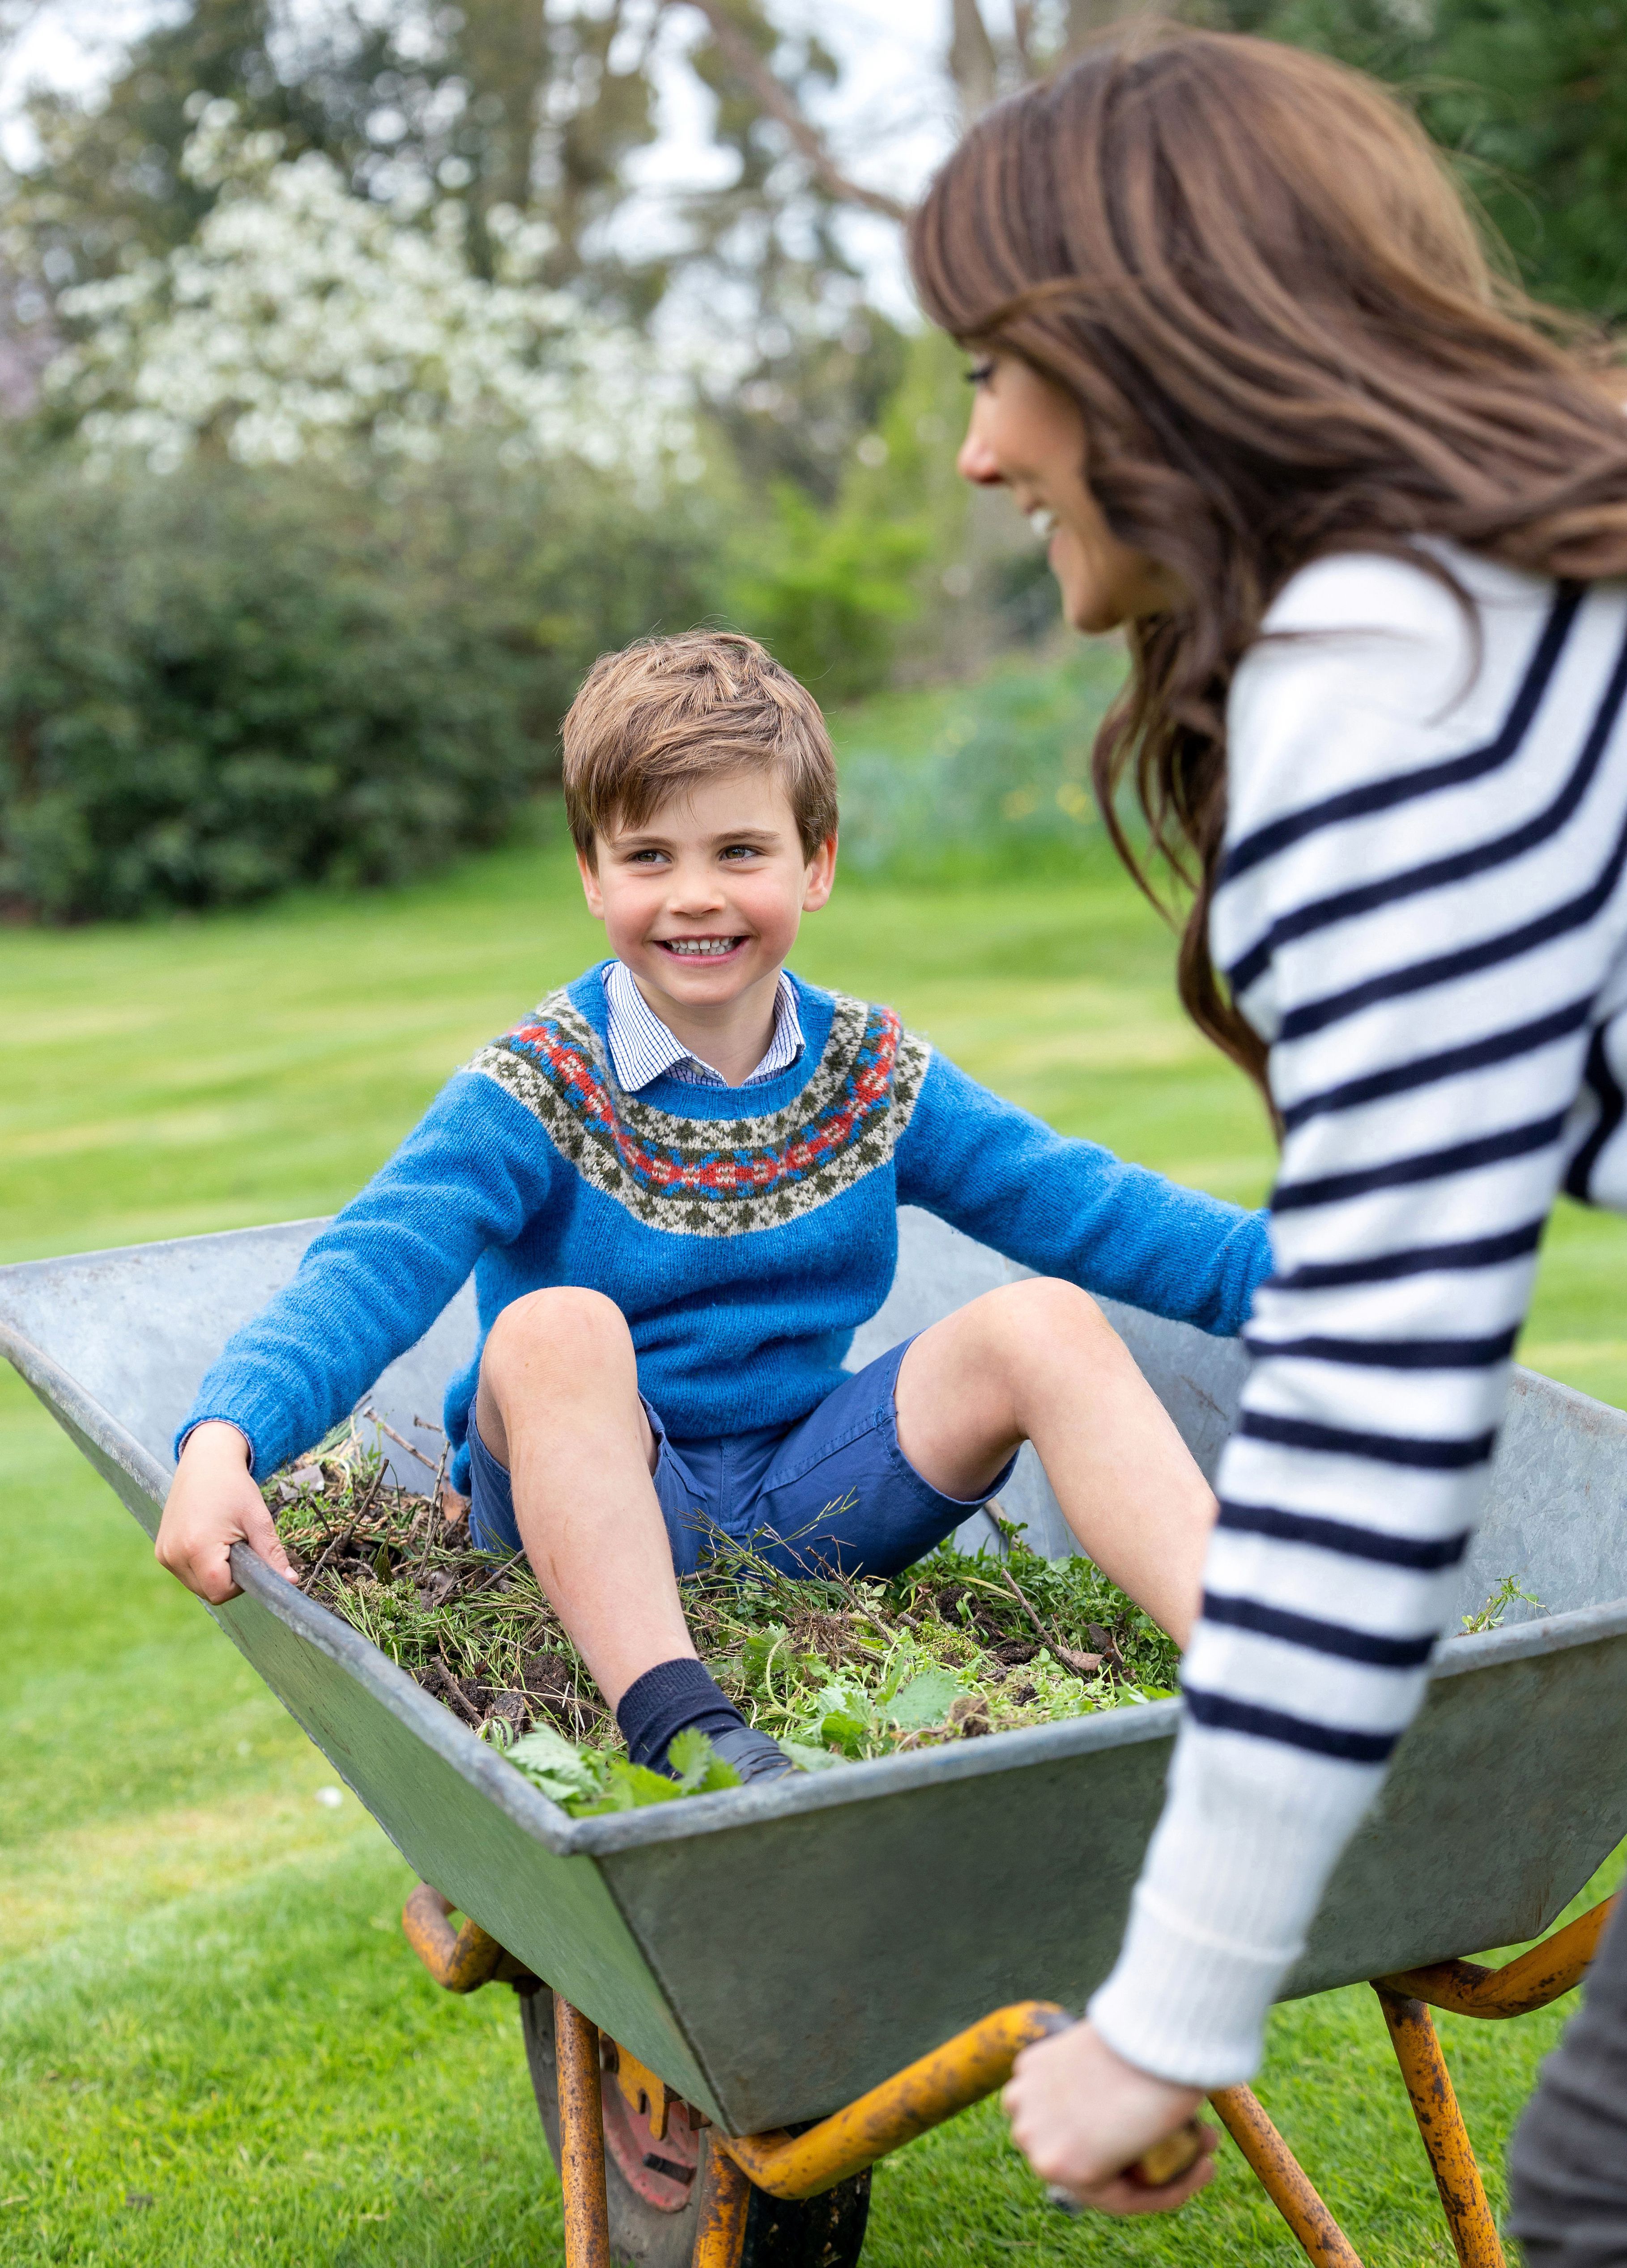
xmin=980 ymin=1277 xmax=1108 ymax=1358
xmin=482 ymin=1286 xmax=634 ymax=1398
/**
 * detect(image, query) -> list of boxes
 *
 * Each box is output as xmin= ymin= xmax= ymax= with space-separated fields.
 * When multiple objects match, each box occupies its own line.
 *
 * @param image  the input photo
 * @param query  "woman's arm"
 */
xmin=893 ymin=1050 xmax=1272 ymax=1337
xmin=1087 ymin=550 xmax=1618 ymax=2088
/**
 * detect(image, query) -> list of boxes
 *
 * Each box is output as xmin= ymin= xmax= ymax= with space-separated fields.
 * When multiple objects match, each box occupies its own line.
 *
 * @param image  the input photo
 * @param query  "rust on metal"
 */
xmin=555 ymin=1995 xmax=611 ymax=2268
xmin=718 ymin=2000 xmax=1067 ymax=2199
xmin=1125 ymin=2117 xmax=1206 ymax=2188
xmin=691 ymin=2142 xmax=753 ymax=2268
xmin=1209 ymin=2085 xmax=1363 ymax=2267
xmin=400 ymin=1882 xmax=532 ymax=1992
xmin=1373 ymin=1989 xmax=1505 ymax=2268
xmin=1377 ymin=1896 xmax=1614 ymax=2020
xmin=599 ymin=2034 xmax=700 ymax=2210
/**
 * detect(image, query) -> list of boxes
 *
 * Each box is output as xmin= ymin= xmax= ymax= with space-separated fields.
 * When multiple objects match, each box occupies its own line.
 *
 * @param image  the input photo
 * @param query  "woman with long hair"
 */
xmin=911 ymin=25 xmax=1627 ymax=2246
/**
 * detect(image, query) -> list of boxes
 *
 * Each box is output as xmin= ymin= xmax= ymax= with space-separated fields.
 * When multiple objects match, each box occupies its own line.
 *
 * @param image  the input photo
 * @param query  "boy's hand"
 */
xmin=156 ymin=1421 xmax=298 ymax=1605
xmin=1004 ymin=2019 xmax=1216 ymax=2216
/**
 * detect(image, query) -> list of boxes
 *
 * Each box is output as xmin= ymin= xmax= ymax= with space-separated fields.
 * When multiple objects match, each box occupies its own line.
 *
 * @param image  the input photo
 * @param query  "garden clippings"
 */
xmin=265 ymin=1419 xmax=1538 ymax=1817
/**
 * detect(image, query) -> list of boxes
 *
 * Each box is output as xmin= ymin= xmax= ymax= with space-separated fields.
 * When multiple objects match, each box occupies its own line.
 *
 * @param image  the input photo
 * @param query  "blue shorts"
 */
xmin=465 ymin=1335 xmax=1017 ymax=1580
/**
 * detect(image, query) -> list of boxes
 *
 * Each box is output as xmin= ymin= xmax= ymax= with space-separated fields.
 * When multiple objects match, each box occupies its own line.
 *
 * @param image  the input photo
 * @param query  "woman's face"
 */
xmin=957 ymin=349 xmax=1174 ymax=634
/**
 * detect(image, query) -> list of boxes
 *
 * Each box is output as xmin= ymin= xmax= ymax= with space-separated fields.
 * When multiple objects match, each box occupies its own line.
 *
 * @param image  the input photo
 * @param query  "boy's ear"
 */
xmin=576 ymin=845 xmax=606 ymax=919
xmin=802 ymin=832 xmax=838 ymax=913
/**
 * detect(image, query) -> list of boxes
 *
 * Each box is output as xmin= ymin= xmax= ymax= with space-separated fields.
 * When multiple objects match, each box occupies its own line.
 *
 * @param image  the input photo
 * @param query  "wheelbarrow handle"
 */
xmin=1026 ymin=2006 xmax=1207 ymax=2193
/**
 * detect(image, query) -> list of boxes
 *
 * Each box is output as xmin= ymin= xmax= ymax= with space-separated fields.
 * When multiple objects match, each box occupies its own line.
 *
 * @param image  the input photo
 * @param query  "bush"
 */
xmin=0 ymin=448 xmax=729 ymax=919
xmin=835 ymin=644 xmax=1128 ymax=882
xmin=726 ymin=331 xmax=992 ymax=703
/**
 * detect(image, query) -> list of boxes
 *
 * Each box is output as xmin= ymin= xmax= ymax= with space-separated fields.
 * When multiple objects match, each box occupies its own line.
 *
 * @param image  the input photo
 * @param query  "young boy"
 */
xmin=158 ymin=631 xmax=1271 ymax=1784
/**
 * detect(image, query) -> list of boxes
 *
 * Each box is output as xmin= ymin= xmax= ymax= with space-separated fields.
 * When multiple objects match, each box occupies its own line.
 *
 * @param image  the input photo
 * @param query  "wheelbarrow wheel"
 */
xmin=520 ymin=1984 xmax=871 ymax=2267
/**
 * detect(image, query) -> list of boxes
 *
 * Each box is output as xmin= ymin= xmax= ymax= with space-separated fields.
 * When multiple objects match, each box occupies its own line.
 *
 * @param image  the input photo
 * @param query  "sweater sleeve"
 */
xmin=178 ymin=1071 xmax=558 ymax=1478
xmin=1088 ymin=551 xmax=1606 ymax=2086
xmin=893 ymin=1049 xmax=1271 ymax=1337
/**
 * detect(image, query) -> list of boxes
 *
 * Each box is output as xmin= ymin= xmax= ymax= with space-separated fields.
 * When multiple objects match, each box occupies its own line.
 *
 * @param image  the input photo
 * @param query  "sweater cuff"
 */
xmin=175 ymin=1413 xmax=260 ymax=1475
xmin=1086 ymin=1720 xmax=1385 ymax=2088
xmin=1088 ymin=1882 xmax=1290 ymax=2087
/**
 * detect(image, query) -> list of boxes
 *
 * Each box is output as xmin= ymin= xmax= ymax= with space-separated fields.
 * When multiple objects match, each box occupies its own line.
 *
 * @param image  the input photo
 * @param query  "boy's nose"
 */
xmin=668 ymin=868 xmax=726 ymax=911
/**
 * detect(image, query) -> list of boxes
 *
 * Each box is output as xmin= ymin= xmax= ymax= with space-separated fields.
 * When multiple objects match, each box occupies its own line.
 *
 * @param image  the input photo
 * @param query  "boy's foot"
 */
xmin=616 ymin=1656 xmax=797 ymax=1785
xmin=710 ymin=1723 xmax=799 ymax=1783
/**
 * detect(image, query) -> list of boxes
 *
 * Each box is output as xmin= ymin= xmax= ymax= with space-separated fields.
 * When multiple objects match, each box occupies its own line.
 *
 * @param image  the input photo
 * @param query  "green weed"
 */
xmin=269 ymin=1424 xmax=1179 ymax=1789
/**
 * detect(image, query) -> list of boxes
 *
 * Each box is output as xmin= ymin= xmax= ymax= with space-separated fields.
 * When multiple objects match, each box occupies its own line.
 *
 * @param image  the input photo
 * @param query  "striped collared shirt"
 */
xmin=602 ymin=960 xmax=805 ymax=1092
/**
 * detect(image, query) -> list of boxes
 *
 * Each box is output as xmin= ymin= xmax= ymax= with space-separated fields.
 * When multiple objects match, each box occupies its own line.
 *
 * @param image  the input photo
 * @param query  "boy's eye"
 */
xmin=720 ymin=843 xmax=763 ymax=861
xmin=626 ymin=848 xmax=668 ymax=864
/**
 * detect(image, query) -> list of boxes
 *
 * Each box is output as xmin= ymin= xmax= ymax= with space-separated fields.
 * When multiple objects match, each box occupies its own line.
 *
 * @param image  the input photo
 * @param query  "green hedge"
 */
xmin=0 ymin=450 xmax=729 ymax=920
xmin=835 ymin=645 xmax=1126 ymax=882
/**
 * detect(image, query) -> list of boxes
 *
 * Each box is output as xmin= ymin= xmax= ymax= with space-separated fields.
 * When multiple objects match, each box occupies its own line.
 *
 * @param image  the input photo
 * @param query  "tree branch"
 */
xmin=671 ymin=0 xmax=912 ymax=225
xmin=949 ymin=0 xmax=1000 ymax=119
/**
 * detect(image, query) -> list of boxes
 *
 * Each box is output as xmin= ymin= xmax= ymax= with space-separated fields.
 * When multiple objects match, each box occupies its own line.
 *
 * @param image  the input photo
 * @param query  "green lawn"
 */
xmin=4 ymin=782 xmax=1624 ymax=2264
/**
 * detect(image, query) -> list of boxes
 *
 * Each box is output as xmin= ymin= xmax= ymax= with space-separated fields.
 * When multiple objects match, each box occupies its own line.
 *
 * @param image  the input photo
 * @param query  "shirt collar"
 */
xmin=602 ymin=960 xmax=805 ymax=1093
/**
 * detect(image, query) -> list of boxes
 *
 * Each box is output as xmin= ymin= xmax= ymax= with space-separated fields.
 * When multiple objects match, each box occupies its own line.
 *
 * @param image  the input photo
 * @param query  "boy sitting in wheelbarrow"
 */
xmin=158 ymin=631 xmax=1271 ymax=1784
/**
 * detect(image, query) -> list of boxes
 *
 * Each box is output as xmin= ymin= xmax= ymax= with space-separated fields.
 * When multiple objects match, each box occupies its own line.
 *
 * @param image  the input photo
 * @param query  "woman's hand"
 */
xmin=1004 ymin=2018 xmax=1217 ymax=2215
xmin=155 ymin=1420 xmax=298 ymax=1604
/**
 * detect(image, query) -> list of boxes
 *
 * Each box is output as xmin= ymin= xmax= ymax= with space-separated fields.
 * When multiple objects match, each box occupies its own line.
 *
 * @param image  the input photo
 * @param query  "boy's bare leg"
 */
xmin=893 ymin=1279 xmax=1215 ymax=1648
xmin=475 ymin=1286 xmax=695 ymax=1709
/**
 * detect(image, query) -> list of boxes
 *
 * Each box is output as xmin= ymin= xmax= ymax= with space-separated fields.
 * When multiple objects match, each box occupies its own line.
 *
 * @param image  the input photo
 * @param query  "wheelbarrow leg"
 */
xmin=691 ymin=2143 xmax=753 ymax=2268
xmin=1210 ymin=2085 xmax=1364 ymax=2266
xmin=554 ymin=1994 xmax=611 ymax=2268
xmin=1373 ymin=1988 xmax=1504 ymax=2268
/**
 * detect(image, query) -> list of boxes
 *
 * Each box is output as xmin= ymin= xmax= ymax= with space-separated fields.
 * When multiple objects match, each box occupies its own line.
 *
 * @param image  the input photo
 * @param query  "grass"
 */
xmin=4 ymin=683 xmax=1627 ymax=2262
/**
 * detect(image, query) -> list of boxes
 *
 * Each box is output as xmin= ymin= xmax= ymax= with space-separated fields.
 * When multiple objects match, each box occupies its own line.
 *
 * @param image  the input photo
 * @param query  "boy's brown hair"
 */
xmin=562 ymin=630 xmax=839 ymax=862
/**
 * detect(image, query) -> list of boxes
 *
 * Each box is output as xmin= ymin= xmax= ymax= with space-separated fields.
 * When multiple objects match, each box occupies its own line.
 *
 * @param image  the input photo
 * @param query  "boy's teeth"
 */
xmin=1028 ymin=505 xmax=1059 ymax=541
xmin=664 ymin=938 xmax=737 ymax=956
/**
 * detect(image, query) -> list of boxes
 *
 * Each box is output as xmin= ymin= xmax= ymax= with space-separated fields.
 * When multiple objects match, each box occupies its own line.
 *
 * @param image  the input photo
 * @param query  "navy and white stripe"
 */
xmin=1090 ymin=543 xmax=1627 ymax=2087
xmin=602 ymin=960 xmax=805 ymax=1092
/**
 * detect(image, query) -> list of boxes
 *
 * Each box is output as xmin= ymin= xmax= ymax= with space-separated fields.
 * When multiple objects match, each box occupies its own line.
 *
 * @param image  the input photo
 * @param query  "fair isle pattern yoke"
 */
xmin=177 ymin=959 xmax=1271 ymax=1518
xmin=466 ymin=985 xmax=932 ymax=1236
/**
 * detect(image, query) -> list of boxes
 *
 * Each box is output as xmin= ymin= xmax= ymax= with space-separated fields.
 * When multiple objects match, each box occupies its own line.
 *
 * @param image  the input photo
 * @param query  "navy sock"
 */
xmin=616 ymin=1657 xmax=745 ymax=1773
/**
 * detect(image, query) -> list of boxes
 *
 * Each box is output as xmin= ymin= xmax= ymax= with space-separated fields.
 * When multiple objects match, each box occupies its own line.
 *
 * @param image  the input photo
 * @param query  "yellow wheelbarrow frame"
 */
xmin=406 ymin=1880 xmax=1614 ymax=2267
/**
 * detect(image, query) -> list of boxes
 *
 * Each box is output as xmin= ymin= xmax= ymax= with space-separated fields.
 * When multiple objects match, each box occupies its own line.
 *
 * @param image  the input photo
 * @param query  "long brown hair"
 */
xmin=910 ymin=25 xmax=1627 ymax=1093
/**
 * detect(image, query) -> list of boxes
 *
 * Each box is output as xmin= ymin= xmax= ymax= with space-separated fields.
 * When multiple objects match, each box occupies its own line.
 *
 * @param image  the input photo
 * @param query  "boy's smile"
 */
xmin=577 ymin=766 xmax=838 ymax=1086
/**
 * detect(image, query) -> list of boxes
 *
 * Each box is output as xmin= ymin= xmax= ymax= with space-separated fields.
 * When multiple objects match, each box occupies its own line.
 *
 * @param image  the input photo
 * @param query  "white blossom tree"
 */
xmin=42 ymin=100 xmax=695 ymax=479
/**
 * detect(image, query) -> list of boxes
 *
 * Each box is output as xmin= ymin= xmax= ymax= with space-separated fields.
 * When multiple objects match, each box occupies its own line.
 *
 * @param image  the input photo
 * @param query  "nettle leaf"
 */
xmin=740 ymin=1627 xmax=784 ymax=1686
xmin=814 ymin=1677 xmax=875 ymax=1757
xmin=667 ymin=1728 xmax=743 ymax=1794
xmin=883 ymin=1668 xmax=962 ymax=1729
xmin=779 ymin=1738 xmax=844 ymax=1774
xmin=582 ymin=1758 xmax=685 ymax=1813
xmin=816 ymin=1678 xmax=871 ymax=1721
xmin=818 ymin=1710 xmax=870 ymax=1757
xmin=506 ymin=1724 xmax=603 ymax=1807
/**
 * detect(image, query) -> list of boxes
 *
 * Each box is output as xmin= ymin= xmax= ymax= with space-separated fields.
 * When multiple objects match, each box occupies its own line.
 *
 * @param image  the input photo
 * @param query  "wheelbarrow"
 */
xmin=4 ymin=1206 xmax=1626 ymax=2268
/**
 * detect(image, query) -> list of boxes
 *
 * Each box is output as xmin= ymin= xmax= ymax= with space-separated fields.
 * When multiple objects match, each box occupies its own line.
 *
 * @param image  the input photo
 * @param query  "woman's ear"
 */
xmin=803 ymin=832 xmax=839 ymax=912
xmin=576 ymin=845 xmax=606 ymax=919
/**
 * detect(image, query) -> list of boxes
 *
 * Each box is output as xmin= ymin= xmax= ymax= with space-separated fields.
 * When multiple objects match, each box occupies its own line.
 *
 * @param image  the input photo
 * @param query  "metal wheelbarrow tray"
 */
xmin=5 ymin=1206 xmax=1626 ymax=2268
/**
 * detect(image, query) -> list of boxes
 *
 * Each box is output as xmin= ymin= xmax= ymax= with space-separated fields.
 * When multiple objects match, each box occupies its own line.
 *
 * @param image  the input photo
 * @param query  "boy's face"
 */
xmin=577 ymin=767 xmax=837 ymax=1013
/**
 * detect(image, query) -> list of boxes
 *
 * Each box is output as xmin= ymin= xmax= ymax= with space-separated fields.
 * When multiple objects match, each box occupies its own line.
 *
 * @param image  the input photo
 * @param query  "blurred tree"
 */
xmin=43 ymin=102 xmax=688 ymax=479
xmin=2 ymin=0 xmax=908 ymax=452
xmin=8 ymin=0 xmax=661 ymax=306
xmin=1245 ymin=0 xmax=1627 ymax=319
xmin=712 ymin=310 xmax=908 ymax=506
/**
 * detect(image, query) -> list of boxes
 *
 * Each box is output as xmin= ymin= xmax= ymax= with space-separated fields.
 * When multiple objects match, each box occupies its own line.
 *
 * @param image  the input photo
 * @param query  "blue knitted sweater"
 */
xmin=183 ymin=965 xmax=1271 ymax=1490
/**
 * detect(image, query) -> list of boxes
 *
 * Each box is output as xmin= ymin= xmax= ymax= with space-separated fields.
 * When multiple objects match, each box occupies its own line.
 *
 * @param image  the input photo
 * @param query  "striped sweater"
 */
xmin=1090 ymin=542 xmax=1627 ymax=2086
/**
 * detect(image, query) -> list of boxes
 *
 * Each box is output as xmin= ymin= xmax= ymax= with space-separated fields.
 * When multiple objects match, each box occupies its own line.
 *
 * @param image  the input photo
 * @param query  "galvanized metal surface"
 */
xmin=5 ymin=1210 xmax=1627 ymax=2134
